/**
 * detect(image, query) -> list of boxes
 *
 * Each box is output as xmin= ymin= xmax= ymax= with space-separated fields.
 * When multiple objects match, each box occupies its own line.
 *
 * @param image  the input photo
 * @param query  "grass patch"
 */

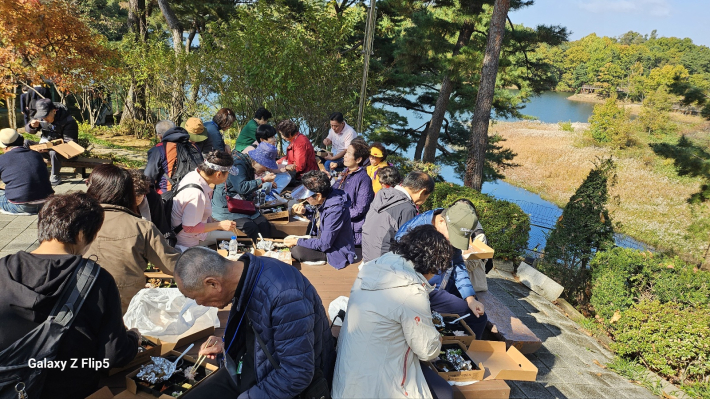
xmin=607 ymin=357 xmax=665 ymax=396
xmin=558 ymin=120 xmax=574 ymax=132
xmin=86 ymin=151 xmax=146 ymax=169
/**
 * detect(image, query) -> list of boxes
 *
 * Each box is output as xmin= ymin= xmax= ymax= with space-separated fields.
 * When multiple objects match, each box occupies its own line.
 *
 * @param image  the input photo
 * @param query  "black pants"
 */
xmin=234 ymin=214 xmax=271 ymax=243
xmin=291 ymin=245 xmax=327 ymax=262
xmin=422 ymin=362 xmax=454 ymax=399
xmin=181 ymin=366 xmax=237 ymax=397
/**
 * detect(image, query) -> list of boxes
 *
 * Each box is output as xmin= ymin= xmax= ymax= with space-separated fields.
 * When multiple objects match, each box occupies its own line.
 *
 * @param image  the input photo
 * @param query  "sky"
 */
xmin=509 ymin=0 xmax=710 ymax=47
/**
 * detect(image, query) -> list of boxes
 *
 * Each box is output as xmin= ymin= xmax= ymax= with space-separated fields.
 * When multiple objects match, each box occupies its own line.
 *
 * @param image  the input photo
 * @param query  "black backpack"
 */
xmin=167 ymin=141 xmax=204 ymax=192
xmin=161 ymin=183 xmax=205 ymax=247
xmin=0 ymin=259 xmax=100 ymax=399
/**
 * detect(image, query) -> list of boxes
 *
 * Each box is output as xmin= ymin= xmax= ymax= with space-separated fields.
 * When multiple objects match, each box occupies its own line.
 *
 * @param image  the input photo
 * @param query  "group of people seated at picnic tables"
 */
xmin=0 ymin=106 xmax=492 ymax=399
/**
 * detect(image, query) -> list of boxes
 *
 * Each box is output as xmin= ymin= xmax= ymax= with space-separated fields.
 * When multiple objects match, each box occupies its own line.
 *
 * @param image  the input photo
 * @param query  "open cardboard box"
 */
xmin=440 ymin=313 xmax=476 ymax=345
xmin=30 ymin=139 xmax=85 ymax=158
xmin=254 ymin=238 xmax=293 ymax=265
xmin=213 ymin=237 xmax=256 ymax=258
xmin=428 ymin=340 xmax=537 ymax=383
xmin=462 ymin=239 xmax=495 ymax=260
xmin=262 ymin=209 xmax=290 ymax=220
xmin=466 ymin=340 xmax=537 ymax=381
xmin=125 ymin=351 xmax=218 ymax=398
xmin=109 ymin=337 xmax=163 ymax=376
xmin=145 ymin=326 xmax=215 ymax=356
xmin=426 ymin=341 xmax=485 ymax=382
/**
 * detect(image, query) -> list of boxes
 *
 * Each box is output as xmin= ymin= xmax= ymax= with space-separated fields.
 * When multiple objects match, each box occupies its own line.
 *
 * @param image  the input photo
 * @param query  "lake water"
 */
xmin=379 ymin=91 xmax=650 ymax=253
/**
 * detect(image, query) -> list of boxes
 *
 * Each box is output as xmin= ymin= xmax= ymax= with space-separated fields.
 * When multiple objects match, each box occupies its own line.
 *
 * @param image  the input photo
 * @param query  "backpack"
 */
xmin=0 ymin=259 xmax=100 ymax=399
xmin=161 ymin=183 xmax=205 ymax=247
xmin=166 ymin=141 xmax=203 ymax=192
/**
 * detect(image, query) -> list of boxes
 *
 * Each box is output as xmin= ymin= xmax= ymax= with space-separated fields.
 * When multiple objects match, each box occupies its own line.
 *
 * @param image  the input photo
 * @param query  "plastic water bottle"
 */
xmin=229 ymin=236 xmax=238 ymax=257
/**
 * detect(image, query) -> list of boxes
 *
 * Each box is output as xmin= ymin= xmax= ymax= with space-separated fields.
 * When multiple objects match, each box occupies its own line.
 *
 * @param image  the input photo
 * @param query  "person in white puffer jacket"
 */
xmin=332 ymin=224 xmax=455 ymax=399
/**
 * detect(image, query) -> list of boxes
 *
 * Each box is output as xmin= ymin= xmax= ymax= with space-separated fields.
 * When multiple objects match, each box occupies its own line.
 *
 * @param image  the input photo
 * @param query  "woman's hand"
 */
xmin=285 ymin=164 xmax=296 ymax=172
xmin=218 ymin=220 xmax=236 ymax=232
xmin=262 ymin=173 xmax=276 ymax=183
xmin=291 ymin=202 xmax=306 ymax=215
xmin=198 ymin=336 xmax=224 ymax=360
xmin=329 ymin=162 xmax=338 ymax=170
xmin=283 ymin=237 xmax=299 ymax=247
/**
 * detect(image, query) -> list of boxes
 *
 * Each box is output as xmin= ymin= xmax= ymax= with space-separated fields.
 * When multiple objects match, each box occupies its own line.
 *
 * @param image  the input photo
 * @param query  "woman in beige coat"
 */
xmin=332 ymin=224 xmax=455 ymax=399
xmin=84 ymin=164 xmax=180 ymax=314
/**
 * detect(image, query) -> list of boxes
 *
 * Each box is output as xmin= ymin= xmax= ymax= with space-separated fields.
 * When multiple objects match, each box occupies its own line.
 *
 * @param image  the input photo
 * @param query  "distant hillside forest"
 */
xmin=533 ymin=31 xmax=710 ymax=117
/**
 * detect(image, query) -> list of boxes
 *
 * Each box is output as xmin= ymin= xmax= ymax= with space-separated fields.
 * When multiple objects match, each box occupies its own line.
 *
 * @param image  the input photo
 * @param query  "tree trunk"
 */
xmin=5 ymin=95 xmax=17 ymax=130
xmin=465 ymin=0 xmax=510 ymax=191
xmin=123 ymin=0 xmax=147 ymax=124
xmin=157 ymin=0 xmax=185 ymax=125
xmin=414 ymin=122 xmax=429 ymax=161
xmin=421 ymin=1 xmax=483 ymax=163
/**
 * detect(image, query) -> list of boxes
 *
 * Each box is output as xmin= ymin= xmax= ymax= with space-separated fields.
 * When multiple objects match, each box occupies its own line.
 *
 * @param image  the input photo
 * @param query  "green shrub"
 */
xmin=612 ymin=299 xmax=710 ymax=384
xmin=558 ymin=120 xmax=574 ymax=132
xmin=421 ymin=182 xmax=530 ymax=261
xmin=590 ymin=247 xmax=710 ymax=320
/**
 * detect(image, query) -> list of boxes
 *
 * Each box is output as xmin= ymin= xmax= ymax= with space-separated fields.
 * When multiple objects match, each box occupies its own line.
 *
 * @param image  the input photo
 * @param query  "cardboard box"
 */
xmin=146 ymin=326 xmax=215 ymax=356
xmin=426 ymin=341 xmax=485 ymax=382
xmin=316 ymin=150 xmax=329 ymax=158
xmin=428 ymin=340 xmax=537 ymax=383
xmin=86 ymin=386 xmax=115 ymax=399
xmin=126 ymin=351 xmax=218 ymax=398
xmin=466 ymin=340 xmax=538 ymax=381
xmin=452 ymin=380 xmax=510 ymax=399
xmin=440 ymin=313 xmax=476 ymax=345
xmin=30 ymin=139 xmax=85 ymax=158
xmin=109 ymin=338 xmax=163 ymax=376
xmin=262 ymin=210 xmax=289 ymax=220
xmin=254 ymin=247 xmax=293 ymax=265
xmin=463 ymin=239 xmax=495 ymax=260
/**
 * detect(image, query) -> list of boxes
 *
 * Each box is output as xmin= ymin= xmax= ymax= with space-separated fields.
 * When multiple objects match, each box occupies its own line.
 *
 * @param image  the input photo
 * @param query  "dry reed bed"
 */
xmin=491 ymin=121 xmax=709 ymax=261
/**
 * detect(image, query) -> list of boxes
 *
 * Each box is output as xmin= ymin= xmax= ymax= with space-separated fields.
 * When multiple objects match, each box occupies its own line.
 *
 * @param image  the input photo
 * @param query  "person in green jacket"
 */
xmin=234 ymin=107 xmax=272 ymax=152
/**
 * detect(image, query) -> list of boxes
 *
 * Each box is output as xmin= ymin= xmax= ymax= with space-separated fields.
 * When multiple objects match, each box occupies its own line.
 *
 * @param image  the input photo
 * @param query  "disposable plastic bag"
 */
xmin=328 ymin=296 xmax=349 ymax=326
xmin=123 ymin=288 xmax=220 ymax=342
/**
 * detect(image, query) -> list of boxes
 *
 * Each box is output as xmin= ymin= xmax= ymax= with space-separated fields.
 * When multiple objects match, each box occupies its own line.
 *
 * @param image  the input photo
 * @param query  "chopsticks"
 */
xmin=193 ymin=338 xmax=218 ymax=371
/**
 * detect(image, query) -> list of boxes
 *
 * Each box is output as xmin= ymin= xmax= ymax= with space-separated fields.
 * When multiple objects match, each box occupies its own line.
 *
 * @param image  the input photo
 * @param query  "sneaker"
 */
xmin=302 ymin=261 xmax=326 ymax=266
xmin=50 ymin=175 xmax=61 ymax=186
xmin=0 ymin=209 xmax=32 ymax=216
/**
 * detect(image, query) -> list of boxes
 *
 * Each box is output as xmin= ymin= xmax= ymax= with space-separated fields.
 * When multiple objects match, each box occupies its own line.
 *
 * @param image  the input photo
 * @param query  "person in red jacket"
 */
xmin=276 ymin=119 xmax=319 ymax=182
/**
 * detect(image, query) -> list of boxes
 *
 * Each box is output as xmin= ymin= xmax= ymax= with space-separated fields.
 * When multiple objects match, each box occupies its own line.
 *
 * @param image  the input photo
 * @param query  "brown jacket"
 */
xmin=85 ymin=204 xmax=180 ymax=313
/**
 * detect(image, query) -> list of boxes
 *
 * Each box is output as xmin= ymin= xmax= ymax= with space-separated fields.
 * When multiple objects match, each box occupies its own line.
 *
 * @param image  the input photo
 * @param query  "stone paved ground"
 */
xmin=486 ymin=270 xmax=657 ymax=399
xmin=0 ymin=169 xmax=661 ymax=399
xmin=0 ymin=174 xmax=86 ymax=258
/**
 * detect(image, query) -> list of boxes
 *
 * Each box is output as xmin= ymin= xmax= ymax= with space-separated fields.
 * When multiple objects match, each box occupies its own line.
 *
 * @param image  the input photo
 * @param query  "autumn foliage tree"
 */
xmin=0 ymin=0 xmax=112 ymax=128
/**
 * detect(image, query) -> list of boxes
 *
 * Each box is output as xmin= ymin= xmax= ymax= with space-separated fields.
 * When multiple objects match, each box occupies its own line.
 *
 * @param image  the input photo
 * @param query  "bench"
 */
xmin=478 ymin=290 xmax=542 ymax=354
xmin=62 ymin=156 xmax=113 ymax=177
xmin=44 ymin=156 xmax=113 ymax=177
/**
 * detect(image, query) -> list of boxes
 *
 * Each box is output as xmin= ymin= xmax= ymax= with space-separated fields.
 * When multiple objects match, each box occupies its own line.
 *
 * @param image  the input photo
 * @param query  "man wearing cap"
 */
xmin=185 ymin=117 xmax=213 ymax=156
xmin=395 ymin=199 xmax=488 ymax=339
xmin=0 ymin=129 xmax=54 ymax=215
xmin=25 ymin=98 xmax=79 ymax=186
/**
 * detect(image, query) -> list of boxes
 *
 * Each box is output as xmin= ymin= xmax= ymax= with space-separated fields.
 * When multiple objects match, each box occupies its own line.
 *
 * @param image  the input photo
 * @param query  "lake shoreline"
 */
xmin=488 ymin=120 xmax=709 ymax=263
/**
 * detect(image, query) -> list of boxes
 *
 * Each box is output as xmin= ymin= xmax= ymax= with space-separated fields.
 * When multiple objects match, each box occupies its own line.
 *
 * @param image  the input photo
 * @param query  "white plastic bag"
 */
xmin=123 ymin=288 xmax=220 ymax=342
xmin=328 ymin=296 xmax=349 ymax=326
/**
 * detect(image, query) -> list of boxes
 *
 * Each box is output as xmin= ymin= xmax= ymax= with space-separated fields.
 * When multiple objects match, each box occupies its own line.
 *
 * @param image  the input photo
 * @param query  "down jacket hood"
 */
xmin=359 ymin=252 xmax=433 ymax=293
xmin=161 ymin=126 xmax=191 ymax=143
xmin=371 ymin=187 xmax=411 ymax=213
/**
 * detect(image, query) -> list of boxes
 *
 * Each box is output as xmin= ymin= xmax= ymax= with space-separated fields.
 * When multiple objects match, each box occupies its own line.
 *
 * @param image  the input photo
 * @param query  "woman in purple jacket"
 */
xmin=285 ymin=171 xmax=356 ymax=269
xmin=332 ymin=140 xmax=374 ymax=245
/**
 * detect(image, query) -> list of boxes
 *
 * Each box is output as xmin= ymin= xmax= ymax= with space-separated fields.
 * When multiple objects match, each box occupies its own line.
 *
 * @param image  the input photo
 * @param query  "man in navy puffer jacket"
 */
xmin=174 ymin=247 xmax=335 ymax=398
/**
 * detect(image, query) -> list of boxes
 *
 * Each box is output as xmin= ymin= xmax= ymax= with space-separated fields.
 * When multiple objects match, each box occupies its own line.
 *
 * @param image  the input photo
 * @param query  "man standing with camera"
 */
xmin=25 ymin=98 xmax=79 ymax=186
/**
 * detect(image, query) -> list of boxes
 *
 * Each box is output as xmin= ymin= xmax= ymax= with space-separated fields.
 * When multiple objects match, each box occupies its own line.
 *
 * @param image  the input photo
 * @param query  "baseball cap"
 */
xmin=0 ymin=128 xmax=20 ymax=148
xmin=443 ymin=201 xmax=479 ymax=251
xmin=33 ymin=99 xmax=56 ymax=120
xmin=185 ymin=117 xmax=208 ymax=142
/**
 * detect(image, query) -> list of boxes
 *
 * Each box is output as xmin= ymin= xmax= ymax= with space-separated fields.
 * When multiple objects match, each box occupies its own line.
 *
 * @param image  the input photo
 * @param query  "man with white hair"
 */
xmin=174 ymin=247 xmax=335 ymax=397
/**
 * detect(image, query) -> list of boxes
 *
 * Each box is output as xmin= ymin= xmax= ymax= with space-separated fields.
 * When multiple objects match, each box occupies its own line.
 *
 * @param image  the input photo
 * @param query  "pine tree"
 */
xmin=540 ymin=158 xmax=616 ymax=304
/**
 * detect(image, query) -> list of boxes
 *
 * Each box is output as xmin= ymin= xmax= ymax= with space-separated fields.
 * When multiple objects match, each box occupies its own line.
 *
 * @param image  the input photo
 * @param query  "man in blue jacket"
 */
xmin=396 ymin=199 xmax=488 ymax=339
xmin=174 ymin=247 xmax=335 ymax=398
